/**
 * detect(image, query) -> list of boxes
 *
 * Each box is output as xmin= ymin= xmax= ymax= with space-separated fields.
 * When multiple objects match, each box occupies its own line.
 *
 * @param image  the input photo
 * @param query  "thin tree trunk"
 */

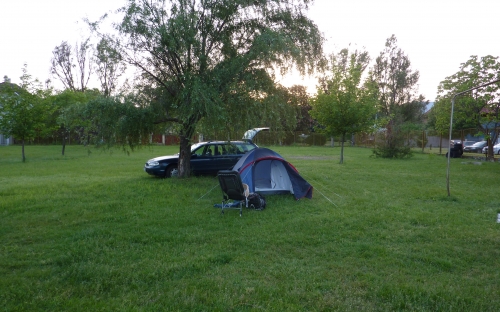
xmin=61 ymin=127 xmax=66 ymax=156
xmin=22 ymin=138 xmax=26 ymax=162
xmin=62 ymin=136 xmax=66 ymax=156
xmin=340 ymin=133 xmax=345 ymax=164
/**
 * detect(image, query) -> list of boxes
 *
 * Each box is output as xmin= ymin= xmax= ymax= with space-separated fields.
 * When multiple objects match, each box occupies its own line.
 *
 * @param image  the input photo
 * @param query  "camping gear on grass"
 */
xmin=216 ymin=170 xmax=267 ymax=215
xmin=247 ymin=192 xmax=266 ymax=210
xmin=216 ymin=170 xmax=249 ymax=216
xmin=232 ymin=147 xmax=313 ymax=200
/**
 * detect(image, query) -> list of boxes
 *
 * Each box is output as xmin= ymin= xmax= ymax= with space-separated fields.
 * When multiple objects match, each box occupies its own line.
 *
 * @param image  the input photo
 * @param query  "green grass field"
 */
xmin=1 ymin=144 xmax=499 ymax=311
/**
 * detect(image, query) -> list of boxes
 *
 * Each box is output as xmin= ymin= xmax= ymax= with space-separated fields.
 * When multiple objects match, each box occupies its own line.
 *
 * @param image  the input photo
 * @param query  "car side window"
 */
xmin=236 ymin=143 xmax=256 ymax=153
xmin=205 ymin=145 xmax=215 ymax=156
xmin=212 ymin=145 xmax=221 ymax=156
xmin=193 ymin=145 xmax=206 ymax=157
xmin=224 ymin=144 xmax=238 ymax=155
xmin=215 ymin=144 xmax=229 ymax=156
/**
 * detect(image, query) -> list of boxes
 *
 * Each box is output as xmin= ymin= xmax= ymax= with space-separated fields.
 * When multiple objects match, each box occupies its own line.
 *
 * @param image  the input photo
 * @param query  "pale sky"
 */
xmin=1 ymin=0 xmax=498 ymax=102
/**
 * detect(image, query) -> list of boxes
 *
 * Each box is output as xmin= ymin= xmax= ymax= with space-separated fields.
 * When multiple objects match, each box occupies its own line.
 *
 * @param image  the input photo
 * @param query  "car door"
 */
xmin=210 ymin=144 xmax=233 ymax=172
xmin=190 ymin=144 xmax=216 ymax=174
xmin=217 ymin=143 xmax=240 ymax=170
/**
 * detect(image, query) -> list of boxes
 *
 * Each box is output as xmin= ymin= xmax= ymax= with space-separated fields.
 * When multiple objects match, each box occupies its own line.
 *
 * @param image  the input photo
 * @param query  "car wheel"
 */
xmin=165 ymin=165 xmax=178 ymax=178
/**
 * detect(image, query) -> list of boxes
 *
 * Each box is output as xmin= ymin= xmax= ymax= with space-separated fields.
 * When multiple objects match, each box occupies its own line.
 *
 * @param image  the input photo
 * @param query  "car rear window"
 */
xmin=235 ymin=143 xmax=256 ymax=153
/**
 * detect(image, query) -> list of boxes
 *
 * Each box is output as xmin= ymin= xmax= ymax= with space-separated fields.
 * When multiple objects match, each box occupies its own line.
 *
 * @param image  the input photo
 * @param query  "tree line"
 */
xmin=1 ymin=0 xmax=499 ymax=170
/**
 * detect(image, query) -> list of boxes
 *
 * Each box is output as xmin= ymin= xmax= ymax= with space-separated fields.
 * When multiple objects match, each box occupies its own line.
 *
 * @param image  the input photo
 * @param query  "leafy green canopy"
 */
xmin=0 ymin=65 xmax=52 ymax=161
xmin=310 ymin=48 xmax=377 ymax=163
xmin=108 ymin=0 xmax=322 ymax=131
xmin=433 ymin=55 xmax=500 ymax=158
xmin=92 ymin=0 xmax=323 ymax=176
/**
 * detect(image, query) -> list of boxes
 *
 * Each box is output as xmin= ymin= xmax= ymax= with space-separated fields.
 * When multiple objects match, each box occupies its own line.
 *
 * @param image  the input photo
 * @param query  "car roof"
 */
xmin=200 ymin=140 xmax=252 ymax=144
xmin=191 ymin=141 xmax=254 ymax=149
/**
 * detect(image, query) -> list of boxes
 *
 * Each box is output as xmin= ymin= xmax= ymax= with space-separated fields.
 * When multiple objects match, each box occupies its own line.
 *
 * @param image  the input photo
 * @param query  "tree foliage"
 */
xmin=369 ymin=35 xmax=427 ymax=158
xmin=310 ymin=48 xmax=377 ymax=164
xmin=0 ymin=65 xmax=51 ymax=161
xmin=286 ymin=85 xmax=315 ymax=132
xmin=91 ymin=0 xmax=323 ymax=177
xmin=49 ymin=90 xmax=101 ymax=155
xmin=77 ymin=95 xmax=159 ymax=150
xmin=435 ymin=55 xmax=500 ymax=158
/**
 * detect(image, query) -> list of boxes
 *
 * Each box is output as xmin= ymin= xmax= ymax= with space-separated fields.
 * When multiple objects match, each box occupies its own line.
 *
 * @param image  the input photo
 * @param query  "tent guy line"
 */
xmin=295 ymin=171 xmax=340 ymax=207
xmin=196 ymin=182 xmax=220 ymax=201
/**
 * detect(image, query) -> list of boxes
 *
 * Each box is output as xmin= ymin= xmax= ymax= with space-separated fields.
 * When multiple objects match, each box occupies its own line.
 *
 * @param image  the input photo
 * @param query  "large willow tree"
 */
xmin=93 ymin=0 xmax=323 ymax=177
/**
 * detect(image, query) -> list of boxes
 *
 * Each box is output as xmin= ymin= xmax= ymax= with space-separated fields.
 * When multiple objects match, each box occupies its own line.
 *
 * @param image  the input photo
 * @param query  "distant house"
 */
xmin=0 ymin=134 xmax=13 ymax=145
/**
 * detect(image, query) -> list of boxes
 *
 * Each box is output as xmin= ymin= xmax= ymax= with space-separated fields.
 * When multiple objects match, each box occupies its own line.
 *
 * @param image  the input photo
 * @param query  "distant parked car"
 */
xmin=482 ymin=143 xmax=500 ymax=155
xmin=463 ymin=141 xmax=476 ymax=148
xmin=463 ymin=141 xmax=487 ymax=153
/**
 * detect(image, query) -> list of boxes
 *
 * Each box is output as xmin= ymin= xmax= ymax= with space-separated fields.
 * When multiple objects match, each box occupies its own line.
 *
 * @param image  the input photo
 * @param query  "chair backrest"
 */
xmin=217 ymin=170 xmax=247 ymax=201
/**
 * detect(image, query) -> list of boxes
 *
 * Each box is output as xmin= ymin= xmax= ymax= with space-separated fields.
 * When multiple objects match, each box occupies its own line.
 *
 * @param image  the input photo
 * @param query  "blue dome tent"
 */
xmin=232 ymin=148 xmax=313 ymax=200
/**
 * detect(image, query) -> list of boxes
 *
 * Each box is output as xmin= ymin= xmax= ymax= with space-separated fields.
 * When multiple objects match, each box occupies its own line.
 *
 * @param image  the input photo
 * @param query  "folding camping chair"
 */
xmin=217 ymin=170 xmax=249 ymax=216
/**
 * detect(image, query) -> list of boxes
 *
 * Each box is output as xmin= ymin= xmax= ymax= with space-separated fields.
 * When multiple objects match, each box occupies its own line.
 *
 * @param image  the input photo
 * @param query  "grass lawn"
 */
xmin=1 ymin=144 xmax=499 ymax=311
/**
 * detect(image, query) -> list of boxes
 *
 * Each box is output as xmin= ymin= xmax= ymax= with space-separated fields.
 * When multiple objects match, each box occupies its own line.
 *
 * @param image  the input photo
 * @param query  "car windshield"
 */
xmin=473 ymin=142 xmax=485 ymax=146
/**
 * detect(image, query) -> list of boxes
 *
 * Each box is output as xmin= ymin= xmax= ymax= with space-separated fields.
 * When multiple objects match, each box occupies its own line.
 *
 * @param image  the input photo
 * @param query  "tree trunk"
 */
xmin=62 ymin=136 xmax=66 ymax=156
xmin=22 ymin=138 xmax=26 ymax=162
xmin=178 ymin=134 xmax=191 ymax=178
xmin=177 ymin=119 xmax=198 ymax=178
xmin=487 ymin=138 xmax=493 ymax=159
xmin=61 ymin=127 xmax=66 ymax=156
xmin=340 ymin=133 xmax=345 ymax=164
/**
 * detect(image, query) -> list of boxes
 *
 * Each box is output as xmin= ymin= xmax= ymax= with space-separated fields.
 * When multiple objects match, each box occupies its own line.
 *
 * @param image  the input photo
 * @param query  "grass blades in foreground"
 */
xmin=1 ymin=145 xmax=499 ymax=311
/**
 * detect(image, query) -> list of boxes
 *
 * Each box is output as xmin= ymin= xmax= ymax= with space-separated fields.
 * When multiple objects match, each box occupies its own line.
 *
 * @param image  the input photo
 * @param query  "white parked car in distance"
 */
xmin=482 ymin=142 xmax=500 ymax=155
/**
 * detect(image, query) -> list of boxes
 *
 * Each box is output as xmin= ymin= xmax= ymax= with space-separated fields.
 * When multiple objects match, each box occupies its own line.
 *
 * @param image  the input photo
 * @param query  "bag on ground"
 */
xmin=247 ymin=193 xmax=266 ymax=210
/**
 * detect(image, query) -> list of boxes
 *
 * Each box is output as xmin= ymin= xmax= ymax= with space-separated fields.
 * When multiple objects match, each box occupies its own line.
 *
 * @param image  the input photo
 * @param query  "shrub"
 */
xmin=372 ymin=145 xmax=413 ymax=158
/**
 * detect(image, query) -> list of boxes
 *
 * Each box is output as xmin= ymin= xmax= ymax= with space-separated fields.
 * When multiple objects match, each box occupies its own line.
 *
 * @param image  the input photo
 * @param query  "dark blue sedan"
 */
xmin=144 ymin=141 xmax=258 ymax=177
xmin=144 ymin=128 xmax=268 ymax=178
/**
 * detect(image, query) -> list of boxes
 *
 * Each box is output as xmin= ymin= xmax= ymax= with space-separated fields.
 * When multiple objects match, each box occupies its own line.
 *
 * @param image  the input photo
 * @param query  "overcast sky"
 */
xmin=1 ymin=0 xmax=498 ymax=102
